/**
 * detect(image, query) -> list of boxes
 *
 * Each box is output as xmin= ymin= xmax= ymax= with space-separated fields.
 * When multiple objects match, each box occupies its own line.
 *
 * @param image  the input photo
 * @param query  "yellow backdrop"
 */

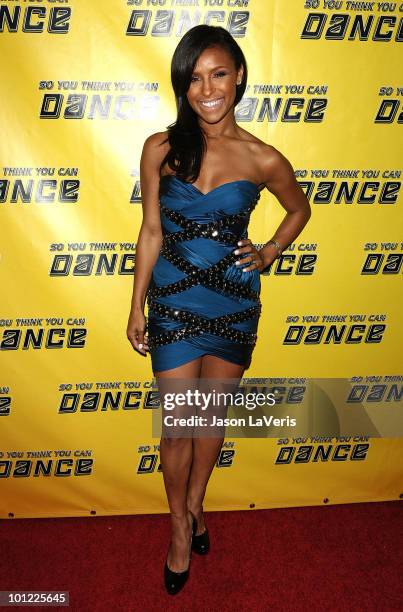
xmin=0 ymin=1 xmax=402 ymax=518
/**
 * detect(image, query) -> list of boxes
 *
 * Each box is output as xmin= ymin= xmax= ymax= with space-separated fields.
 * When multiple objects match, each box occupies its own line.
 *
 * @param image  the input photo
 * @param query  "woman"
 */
xmin=127 ymin=24 xmax=311 ymax=594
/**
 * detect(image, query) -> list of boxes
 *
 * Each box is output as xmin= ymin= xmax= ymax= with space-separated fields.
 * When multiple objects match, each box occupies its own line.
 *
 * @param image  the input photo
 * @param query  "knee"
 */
xmin=160 ymin=436 xmax=192 ymax=450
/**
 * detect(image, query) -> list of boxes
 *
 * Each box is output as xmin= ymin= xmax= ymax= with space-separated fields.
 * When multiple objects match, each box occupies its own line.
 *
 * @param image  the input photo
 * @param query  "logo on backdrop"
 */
xmin=49 ymin=242 xmax=136 ymax=276
xmin=0 ymin=318 xmax=87 ymax=351
xmin=0 ymin=3 xmax=71 ymax=34
xmin=275 ymin=437 xmax=370 ymax=463
xmin=236 ymin=83 xmax=328 ymax=123
xmin=283 ymin=313 xmax=387 ymax=344
xmin=38 ymin=80 xmax=160 ymax=121
xmin=0 ymin=167 xmax=79 ymax=205
xmin=57 ymin=379 xmax=159 ymax=414
xmin=0 ymin=387 xmax=11 ymax=417
xmin=348 ymin=375 xmax=402 ymax=403
xmin=301 ymin=5 xmax=403 ymax=43
xmin=0 ymin=450 xmax=93 ymax=479
xmin=362 ymin=242 xmax=403 ymax=275
xmin=376 ymin=86 xmax=403 ymax=123
xmin=297 ymin=168 xmax=401 ymax=205
xmin=124 ymin=6 xmax=252 ymax=38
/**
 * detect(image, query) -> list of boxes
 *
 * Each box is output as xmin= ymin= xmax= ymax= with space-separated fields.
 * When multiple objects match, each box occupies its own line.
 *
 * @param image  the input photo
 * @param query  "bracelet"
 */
xmin=265 ymin=239 xmax=282 ymax=256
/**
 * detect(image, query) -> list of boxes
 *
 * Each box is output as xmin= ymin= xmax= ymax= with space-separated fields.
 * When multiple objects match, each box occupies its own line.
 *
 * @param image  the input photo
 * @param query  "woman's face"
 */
xmin=186 ymin=45 xmax=244 ymax=124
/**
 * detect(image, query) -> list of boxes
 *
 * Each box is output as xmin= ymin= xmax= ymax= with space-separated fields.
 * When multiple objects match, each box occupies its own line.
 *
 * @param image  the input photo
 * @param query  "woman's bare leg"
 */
xmin=186 ymin=354 xmax=245 ymax=534
xmin=156 ymin=356 xmax=202 ymax=571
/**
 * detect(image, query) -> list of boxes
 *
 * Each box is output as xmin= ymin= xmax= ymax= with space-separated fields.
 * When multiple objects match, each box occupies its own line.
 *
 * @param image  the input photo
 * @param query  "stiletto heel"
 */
xmin=164 ymin=511 xmax=193 ymax=595
xmin=191 ymin=510 xmax=210 ymax=555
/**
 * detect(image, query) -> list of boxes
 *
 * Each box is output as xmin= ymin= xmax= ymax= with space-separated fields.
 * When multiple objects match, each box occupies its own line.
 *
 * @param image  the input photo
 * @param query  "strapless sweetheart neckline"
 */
xmin=160 ymin=174 xmax=263 ymax=197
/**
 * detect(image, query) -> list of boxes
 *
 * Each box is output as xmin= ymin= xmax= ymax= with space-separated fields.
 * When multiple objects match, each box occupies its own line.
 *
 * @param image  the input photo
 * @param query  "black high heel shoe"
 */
xmin=164 ymin=513 xmax=194 ymax=595
xmin=191 ymin=512 xmax=210 ymax=555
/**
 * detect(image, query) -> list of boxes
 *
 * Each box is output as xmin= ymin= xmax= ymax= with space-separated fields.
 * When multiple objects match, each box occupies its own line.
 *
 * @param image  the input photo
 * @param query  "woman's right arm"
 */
xmin=126 ymin=132 xmax=166 ymax=355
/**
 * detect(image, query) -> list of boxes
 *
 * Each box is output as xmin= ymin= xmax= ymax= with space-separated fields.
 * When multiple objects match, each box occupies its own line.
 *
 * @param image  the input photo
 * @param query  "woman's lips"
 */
xmin=199 ymin=97 xmax=224 ymax=110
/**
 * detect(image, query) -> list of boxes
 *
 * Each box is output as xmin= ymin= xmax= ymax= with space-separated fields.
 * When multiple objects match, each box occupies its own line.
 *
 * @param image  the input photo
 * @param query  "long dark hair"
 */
xmin=159 ymin=25 xmax=248 ymax=183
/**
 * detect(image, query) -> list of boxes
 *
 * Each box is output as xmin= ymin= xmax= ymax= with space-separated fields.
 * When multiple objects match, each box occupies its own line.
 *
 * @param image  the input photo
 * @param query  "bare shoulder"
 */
xmin=257 ymin=142 xmax=295 ymax=185
xmin=238 ymin=127 xmax=293 ymax=182
xmin=140 ymin=130 xmax=170 ymax=185
xmin=142 ymin=130 xmax=170 ymax=164
xmin=144 ymin=130 xmax=169 ymax=147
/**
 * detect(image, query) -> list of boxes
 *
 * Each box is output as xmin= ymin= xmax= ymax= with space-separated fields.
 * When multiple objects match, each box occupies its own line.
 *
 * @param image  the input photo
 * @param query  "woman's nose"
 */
xmin=201 ymin=78 xmax=213 ymax=96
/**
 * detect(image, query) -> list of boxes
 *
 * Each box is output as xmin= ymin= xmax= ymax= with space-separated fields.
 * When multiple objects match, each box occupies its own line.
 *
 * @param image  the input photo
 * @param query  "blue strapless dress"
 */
xmin=146 ymin=175 xmax=262 ymax=373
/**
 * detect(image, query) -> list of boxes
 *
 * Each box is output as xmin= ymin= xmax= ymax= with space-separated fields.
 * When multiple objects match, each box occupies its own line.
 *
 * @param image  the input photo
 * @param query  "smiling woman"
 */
xmin=160 ymin=29 xmax=249 ymax=187
xmin=126 ymin=24 xmax=311 ymax=596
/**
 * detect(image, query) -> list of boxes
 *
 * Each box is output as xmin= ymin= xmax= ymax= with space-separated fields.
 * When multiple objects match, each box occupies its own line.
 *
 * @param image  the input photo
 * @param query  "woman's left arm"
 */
xmin=237 ymin=145 xmax=312 ymax=272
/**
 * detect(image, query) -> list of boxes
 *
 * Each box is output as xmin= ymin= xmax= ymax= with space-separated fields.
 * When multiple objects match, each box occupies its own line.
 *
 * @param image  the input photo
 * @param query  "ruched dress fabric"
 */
xmin=146 ymin=175 xmax=263 ymax=373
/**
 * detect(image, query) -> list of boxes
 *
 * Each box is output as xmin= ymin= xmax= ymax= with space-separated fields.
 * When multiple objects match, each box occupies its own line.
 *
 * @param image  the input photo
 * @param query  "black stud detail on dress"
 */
xmin=148 ymin=247 xmax=260 ymax=303
xmin=147 ymin=192 xmax=261 ymax=349
xmin=160 ymin=196 xmax=260 ymax=247
xmin=147 ymin=299 xmax=261 ymax=348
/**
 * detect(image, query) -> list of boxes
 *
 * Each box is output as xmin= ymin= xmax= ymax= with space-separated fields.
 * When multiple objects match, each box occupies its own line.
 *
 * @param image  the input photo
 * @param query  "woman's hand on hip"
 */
xmin=234 ymin=238 xmax=266 ymax=273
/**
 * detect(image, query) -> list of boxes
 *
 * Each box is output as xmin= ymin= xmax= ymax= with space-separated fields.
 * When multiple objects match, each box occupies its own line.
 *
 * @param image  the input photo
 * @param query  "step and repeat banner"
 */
xmin=1 ymin=2 xmax=402 ymax=519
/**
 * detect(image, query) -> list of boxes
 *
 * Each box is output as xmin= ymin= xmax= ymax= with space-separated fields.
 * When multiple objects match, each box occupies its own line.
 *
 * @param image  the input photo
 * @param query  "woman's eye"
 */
xmin=190 ymin=72 xmax=227 ymax=82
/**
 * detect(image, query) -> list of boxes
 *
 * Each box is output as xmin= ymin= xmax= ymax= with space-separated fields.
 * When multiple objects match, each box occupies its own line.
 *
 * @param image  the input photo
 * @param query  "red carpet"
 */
xmin=2 ymin=501 xmax=402 ymax=611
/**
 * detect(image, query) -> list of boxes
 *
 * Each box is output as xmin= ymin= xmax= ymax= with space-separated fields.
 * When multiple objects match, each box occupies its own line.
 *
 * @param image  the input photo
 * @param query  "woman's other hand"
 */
xmin=127 ymin=309 xmax=149 ymax=355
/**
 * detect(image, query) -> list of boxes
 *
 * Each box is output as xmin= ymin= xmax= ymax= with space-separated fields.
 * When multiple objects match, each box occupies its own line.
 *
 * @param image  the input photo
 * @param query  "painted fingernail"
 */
xmin=139 ymin=343 xmax=143 ymax=349
xmin=238 ymin=241 xmax=243 ymax=246
xmin=234 ymin=249 xmax=239 ymax=254
xmin=235 ymin=260 xmax=240 ymax=265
